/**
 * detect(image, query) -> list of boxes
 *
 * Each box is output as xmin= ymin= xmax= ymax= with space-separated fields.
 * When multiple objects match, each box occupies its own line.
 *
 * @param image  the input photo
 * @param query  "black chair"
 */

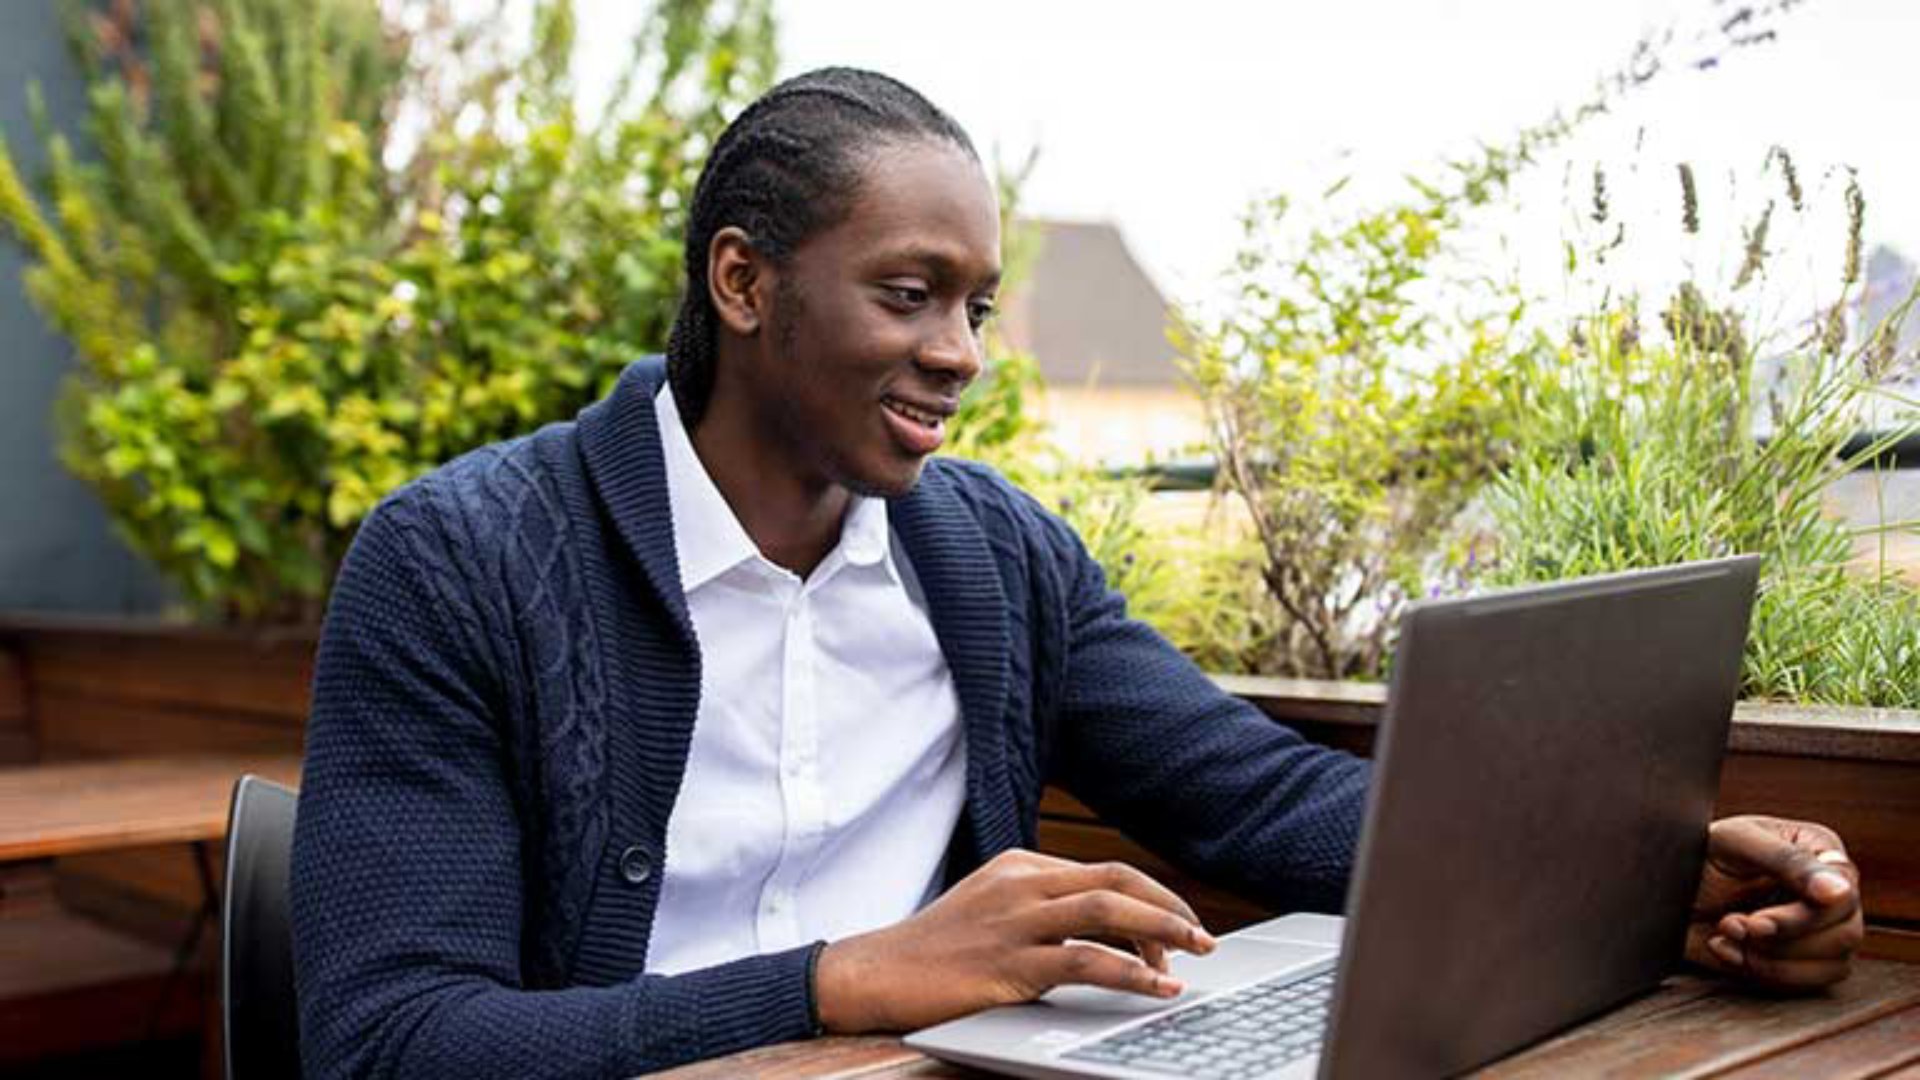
xmin=222 ymin=774 xmax=302 ymax=1080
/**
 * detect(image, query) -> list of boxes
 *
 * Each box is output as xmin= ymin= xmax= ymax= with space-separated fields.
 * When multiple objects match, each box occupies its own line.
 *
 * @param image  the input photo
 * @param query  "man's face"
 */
xmin=745 ymin=139 xmax=1002 ymax=499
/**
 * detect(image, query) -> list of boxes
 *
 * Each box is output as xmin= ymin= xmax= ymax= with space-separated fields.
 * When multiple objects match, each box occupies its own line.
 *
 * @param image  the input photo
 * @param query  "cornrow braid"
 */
xmin=665 ymin=67 xmax=978 ymax=425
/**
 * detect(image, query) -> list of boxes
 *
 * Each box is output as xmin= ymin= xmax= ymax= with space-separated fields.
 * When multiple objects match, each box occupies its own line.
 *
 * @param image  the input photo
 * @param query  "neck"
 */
xmin=687 ymin=383 xmax=849 ymax=579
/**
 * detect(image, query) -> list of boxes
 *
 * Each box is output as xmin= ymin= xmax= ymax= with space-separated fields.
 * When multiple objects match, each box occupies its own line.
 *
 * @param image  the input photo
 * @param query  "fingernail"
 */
xmin=1156 ymin=976 xmax=1185 ymax=997
xmin=1192 ymin=927 xmax=1217 ymax=953
xmin=1811 ymin=871 xmax=1851 ymax=901
xmin=1709 ymin=935 xmax=1744 ymax=967
xmin=1722 ymin=918 xmax=1746 ymax=942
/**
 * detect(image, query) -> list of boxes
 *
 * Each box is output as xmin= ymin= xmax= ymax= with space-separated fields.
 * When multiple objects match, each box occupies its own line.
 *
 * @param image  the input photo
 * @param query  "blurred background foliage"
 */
xmin=1176 ymin=166 xmax=1526 ymax=681
xmin=0 ymin=0 xmax=772 ymax=621
xmin=1161 ymin=0 xmax=1852 ymax=685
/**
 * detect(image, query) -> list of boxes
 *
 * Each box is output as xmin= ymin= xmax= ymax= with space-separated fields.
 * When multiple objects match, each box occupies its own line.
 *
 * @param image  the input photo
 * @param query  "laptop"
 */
xmin=907 ymin=556 xmax=1760 ymax=1079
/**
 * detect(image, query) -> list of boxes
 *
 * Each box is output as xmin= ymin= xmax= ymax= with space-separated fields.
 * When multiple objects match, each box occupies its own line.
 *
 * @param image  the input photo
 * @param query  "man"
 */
xmin=290 ymin=68 xmax=1864 ymax=1079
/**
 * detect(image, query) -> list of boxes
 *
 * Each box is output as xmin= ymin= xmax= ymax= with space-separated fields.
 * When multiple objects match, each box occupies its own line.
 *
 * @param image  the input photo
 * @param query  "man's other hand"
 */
xmin=814 ymin=849 xmax=1217 ymax=1033
xmin=1686 ymin=815 xmax=1865 ymax=991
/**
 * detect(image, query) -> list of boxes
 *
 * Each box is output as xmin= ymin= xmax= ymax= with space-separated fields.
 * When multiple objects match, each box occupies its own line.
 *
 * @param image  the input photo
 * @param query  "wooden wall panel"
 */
xmin=20 ymin=626 xmax=313 ymax=725
xmin=1867 ymin=927 xmax=1920 ymax=964
xmin=32 ymin=692 xmax=304 ymax=760
xmin=1716 ymin=753 xmax=1920 ymax=925
xmin=53 ymin=847 xmax=218 ymax=946
xmin=0 ymin=645 xmax=31 ymax=764
xmin=1037 ymin=818 xmax=1273 ymax=934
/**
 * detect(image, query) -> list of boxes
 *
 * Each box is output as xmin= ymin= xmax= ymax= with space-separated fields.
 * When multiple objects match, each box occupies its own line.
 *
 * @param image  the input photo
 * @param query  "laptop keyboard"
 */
xmin=1061 ymin=967 xmax=1335 ymax=1079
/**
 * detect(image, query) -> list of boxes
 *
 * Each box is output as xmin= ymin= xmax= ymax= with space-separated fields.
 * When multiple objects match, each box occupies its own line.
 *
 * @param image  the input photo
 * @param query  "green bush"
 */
xmin=1169 ymin=10 xmax=1659 ymax=681
xmin=1178 ymin=183 xmax=1523 ymax=680
xmin=0 ymin=0 xmax=772 ymax=622
xmin=1167 ymin=2 xmax=1840 ymax=683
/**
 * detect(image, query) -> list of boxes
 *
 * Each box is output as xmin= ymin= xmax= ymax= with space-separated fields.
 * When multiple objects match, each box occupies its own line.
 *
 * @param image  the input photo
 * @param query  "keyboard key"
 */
xmin=1064 ymin=968 xmax=1334 ymax=1075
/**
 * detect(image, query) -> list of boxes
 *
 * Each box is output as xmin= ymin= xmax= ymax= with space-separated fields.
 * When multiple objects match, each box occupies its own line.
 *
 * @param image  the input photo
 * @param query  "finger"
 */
xmin=1036 ymin=861 xmax=1206 ymax=930
xmin=1079 ymin=935 xmax=1170 ymax=974
xmin=1721 ymin=891 xmax=1858 ymax=944
xmin=1031 ymin=892 xmax=1215 ymax=955
xmin=989 ymin=848 xmax=1081 ymax=874
xmin=1708 ymin=820 xmax=1856 ymax=909
xmin=1138 ymin=938 xmax=1170 ymax=974
xmin=1699 ymin=933 xmax=1852 ymax=990
xmin=1722 ymin=850 xmax=1861 ymax=943
xmin=1739 ymin=917 xmax=1865 ymax=964
xmin=1025 ymin=941 xmax=1186 ymax=999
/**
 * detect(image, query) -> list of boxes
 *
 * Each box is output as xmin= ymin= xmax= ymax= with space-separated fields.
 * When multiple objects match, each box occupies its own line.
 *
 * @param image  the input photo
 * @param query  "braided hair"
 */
xmin=665 ymin=67 xmax=979 ymax=425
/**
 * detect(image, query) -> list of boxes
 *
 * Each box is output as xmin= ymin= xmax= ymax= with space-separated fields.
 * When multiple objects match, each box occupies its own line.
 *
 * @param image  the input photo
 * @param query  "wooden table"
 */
xmin=0 ymin=752 xmax=305 ymax=1060
xmin=0 ymin=754 xmax=302 ymax=862
xmin=0 ymin=752 xmax=304 ymax=980
xmin=656 ymin=958 xmax=1920 ymax=1079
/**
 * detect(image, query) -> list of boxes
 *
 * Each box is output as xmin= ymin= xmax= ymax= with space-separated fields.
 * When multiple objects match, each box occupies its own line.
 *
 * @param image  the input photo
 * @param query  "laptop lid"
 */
xmin=1320 ymin=556 xmax=1760 ymax=1079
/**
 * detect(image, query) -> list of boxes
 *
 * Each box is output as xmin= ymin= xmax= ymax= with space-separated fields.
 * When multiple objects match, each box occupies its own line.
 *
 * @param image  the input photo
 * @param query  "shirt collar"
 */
xmin=656 ymin=385 xmax=759 ymax=593
xmin=654 ymin=385 xmax=898 ymax=592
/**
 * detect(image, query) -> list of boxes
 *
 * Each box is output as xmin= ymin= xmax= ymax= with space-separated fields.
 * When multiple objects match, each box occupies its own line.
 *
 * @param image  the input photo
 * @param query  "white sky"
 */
xmin=580 ymin=0 xmax=1920 ymax=329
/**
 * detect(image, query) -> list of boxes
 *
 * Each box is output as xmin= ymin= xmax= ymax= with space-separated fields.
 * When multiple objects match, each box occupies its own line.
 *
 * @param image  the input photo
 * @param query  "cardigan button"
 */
xmin=617 ymin=846 xmax=653 ymax=886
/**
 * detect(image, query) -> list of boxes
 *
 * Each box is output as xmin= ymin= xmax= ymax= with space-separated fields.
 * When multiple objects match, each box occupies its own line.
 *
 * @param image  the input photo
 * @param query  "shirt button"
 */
xmin=617 ymin=846 xmax=653 ymax=886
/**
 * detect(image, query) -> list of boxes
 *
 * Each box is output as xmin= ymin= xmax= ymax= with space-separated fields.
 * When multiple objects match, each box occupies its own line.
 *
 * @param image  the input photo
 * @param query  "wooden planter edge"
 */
xmin=1214 ymin=674 xmax=1920 ymax=764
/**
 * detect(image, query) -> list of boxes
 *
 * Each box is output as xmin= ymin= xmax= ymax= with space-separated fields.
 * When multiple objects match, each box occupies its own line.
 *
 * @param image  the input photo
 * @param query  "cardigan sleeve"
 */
xmin=1040 ymin=512 xmax=1373 ymax=915
xmin=290 ymin=495 xmax=819 ymax=1080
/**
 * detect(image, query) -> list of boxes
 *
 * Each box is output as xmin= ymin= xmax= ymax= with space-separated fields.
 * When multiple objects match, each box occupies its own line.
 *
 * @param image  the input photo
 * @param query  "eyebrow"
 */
xmin=876 ymin=245 xmax=1002 ymax=291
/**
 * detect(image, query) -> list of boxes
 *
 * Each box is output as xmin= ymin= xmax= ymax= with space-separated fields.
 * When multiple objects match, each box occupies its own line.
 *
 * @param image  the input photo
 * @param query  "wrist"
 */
xmin=815 ymin=934 xmax=880 ymax=1034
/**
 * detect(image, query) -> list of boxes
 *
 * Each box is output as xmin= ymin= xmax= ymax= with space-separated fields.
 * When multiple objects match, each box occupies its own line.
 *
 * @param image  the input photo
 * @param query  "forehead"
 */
xmin=805 ymin=139 xmax=1001 ymax=280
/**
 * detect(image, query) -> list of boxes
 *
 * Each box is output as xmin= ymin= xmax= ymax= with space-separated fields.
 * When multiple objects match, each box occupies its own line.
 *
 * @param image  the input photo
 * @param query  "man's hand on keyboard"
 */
xmin=815 ymin=849 xmax=1217 ymax=1033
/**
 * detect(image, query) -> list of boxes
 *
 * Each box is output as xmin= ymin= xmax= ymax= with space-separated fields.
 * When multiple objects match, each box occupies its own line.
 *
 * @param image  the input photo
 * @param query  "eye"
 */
xmin=883 ymin=283 xmax=931 ymax=307
xmin=967 ymin=298 xmax=998 ymax=332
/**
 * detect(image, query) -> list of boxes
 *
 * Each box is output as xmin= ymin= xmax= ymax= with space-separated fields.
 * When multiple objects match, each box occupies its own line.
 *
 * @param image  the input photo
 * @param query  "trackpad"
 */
xmin=1041 ymin=984 xmax=1181 ymax=1015
xmin=1039 ymin=938 xmax=1334 ymax=1014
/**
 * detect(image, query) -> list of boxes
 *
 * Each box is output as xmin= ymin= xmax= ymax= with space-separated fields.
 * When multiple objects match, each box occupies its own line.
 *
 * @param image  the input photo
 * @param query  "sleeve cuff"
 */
xmin=805 ymin=939 xmax=828 ymax=1036
xmin=674 ymin=941 xmax=825 ymax=1059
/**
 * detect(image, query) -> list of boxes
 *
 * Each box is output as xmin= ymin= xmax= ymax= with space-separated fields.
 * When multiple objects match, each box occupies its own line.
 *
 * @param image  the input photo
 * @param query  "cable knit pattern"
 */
xmin=290 ymin=357 xmax=1371 ymax=1079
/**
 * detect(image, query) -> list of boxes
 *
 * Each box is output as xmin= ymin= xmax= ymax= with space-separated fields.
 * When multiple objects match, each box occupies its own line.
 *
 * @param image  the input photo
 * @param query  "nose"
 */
xmin=915 ymin=307 xmax=984 ymax=388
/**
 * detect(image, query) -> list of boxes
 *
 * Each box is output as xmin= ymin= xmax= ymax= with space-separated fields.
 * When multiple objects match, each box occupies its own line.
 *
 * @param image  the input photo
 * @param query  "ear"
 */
xmin=707 ymin=226 xmax=769 ymax=337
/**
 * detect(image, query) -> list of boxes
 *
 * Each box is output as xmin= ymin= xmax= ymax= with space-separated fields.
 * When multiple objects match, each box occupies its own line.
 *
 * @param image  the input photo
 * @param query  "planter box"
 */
xmin=3 ymin=619 xmax=1915 ymax=962
xmin=0 ymin=616 xmax=313 ymax=762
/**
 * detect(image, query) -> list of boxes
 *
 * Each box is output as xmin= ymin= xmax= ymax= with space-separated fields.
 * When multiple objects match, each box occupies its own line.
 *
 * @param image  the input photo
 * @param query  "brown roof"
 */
xmin=996 ymin=220 xmax=1186 ymax=388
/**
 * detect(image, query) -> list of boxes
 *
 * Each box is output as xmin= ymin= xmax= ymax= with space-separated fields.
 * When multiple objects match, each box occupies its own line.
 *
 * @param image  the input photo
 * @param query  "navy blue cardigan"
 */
xmin=290 ymin=358 xmax=1370 ymax=1078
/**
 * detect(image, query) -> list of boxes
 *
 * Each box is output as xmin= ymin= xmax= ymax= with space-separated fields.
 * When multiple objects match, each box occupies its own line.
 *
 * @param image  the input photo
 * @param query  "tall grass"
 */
xmin=1483 ymin=293 xmax=1920 ymax=706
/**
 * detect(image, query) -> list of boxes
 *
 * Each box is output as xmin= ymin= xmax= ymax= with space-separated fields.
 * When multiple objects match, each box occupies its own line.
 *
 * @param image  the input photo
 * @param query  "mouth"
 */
xmin=880 ymin=393 xmax=956 ymax=456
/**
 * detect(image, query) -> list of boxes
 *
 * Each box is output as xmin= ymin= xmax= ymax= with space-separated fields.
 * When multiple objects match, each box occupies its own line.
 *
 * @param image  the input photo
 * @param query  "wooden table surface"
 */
xmin=655 ymin=958 xmax=1920 ymax=1079
xmin=0 ymin=753 xmax=302 ymax=861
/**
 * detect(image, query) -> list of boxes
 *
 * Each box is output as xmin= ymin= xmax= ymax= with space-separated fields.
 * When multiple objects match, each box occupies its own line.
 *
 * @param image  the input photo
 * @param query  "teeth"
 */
xmin=887 ymin=399 xmax=942 ymax=427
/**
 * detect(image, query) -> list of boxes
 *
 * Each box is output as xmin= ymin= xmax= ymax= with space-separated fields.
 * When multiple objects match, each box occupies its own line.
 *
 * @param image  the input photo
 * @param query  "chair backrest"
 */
xmin=223 ymin=774 xmax=302 ymax=1080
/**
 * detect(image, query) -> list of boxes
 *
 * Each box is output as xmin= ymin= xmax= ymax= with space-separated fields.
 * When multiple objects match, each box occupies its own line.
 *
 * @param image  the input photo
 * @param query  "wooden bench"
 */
xmin=0 ymin=753 xmax=301 ymax=1070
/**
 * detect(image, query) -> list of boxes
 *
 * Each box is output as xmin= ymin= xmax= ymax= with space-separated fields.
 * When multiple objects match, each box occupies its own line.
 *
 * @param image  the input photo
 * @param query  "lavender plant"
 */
xmin=1486 ymin=166 xmax=1920 ymax=707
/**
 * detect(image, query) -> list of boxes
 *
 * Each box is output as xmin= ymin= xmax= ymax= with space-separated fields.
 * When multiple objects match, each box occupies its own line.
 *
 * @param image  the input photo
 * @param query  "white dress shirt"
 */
xmin=644 ymin=386 xmax=968 ymax=975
